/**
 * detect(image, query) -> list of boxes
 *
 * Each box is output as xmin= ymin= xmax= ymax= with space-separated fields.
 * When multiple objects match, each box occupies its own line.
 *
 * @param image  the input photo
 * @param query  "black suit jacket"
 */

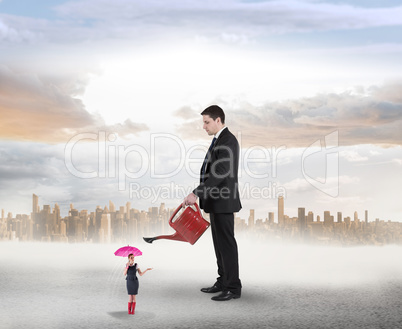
xmin=193 ymin=127 xmax=242 ymax=214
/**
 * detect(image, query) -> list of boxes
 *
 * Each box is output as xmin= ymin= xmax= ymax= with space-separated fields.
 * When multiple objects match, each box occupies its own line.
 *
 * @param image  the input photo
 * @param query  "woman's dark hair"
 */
xmin=201 ymin=105 xmax=225 ymax=124
xmin=128 ymin=253 xmax=134 ymax=259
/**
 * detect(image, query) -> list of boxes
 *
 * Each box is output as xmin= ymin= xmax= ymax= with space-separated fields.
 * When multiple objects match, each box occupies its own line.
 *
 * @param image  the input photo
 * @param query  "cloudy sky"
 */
xmin=1 ymin=0 xmax=401 ymax=222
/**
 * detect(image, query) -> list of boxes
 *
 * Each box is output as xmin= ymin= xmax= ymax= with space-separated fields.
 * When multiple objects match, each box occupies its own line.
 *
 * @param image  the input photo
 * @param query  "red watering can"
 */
xmin=143 ymin=203 xmax=210 ymax=245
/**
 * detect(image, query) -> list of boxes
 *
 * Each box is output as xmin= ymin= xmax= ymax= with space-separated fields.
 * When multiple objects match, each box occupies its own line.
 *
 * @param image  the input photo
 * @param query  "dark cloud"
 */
xmin=174 ymin=82 xmax=402 ymax=147
xmin=0 ymin=66 xmax=149 ymax=143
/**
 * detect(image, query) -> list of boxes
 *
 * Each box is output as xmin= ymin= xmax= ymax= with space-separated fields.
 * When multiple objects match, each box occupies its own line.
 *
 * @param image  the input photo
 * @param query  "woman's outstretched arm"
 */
xmin=137 ymin=267 xmax=153 ymax=276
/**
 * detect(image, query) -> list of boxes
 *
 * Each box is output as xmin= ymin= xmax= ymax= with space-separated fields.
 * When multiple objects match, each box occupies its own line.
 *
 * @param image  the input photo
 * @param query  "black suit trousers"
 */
xmin=210 ymin=213 xmax=242 ymax=294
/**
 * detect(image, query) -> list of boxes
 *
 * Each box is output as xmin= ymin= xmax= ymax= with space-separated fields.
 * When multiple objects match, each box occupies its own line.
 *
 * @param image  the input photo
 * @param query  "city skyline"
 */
xmin=1 ymin=193 xmax=400 ymax=246
xmin=1 ymin=192 xmax=391 ymax=226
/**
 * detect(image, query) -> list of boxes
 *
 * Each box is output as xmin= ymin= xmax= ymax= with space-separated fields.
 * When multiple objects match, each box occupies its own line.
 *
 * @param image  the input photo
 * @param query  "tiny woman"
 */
xmin=124 ymin=253 xmax=153 ymax=314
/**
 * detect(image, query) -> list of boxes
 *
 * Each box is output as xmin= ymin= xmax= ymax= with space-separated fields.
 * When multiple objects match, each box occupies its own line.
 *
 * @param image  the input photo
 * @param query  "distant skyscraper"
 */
xmin=337 ymin=212 xmax=342 ymax=223
xmin=60 ymin=220 xmax=67 ymax=236
xmin=278 ymin=196 xmax=284 ymax=225
xmin=54 ymin=203 xmax=60 ymax=232
xmin=32 ymin=194 xmax=39 ymax=217
xmin=54 ymin=203 xmax=60 ymax=218
xmin=109 ymin=201 xmax=115 ymax=213
xmin=298 ymin=208 xmax=306 ymax=232
xmin=95 ymin=207 xmax=103 ymax=232
xmin=354 ymin=211 xmax=359 ymax=222
xmin=268 ymin=212 xmax=274 ymax=224
xmin=365 ymin=210 xmax=368 ymax=224
xmin=307 ymin=211 xmax=314 ymax=223
xmin=248 ymin=209 xmax=255 ymax=227
xmin=100 ymin=213 xmax=111 ymax=243
xmin=324 ymin=211 xmax=333 ymax=226
xmin=159 ymin=203 xmax=165 ymax=214
xmin=43 ymin=205 xmax=51 ymax=214
xmin=151 ymin=207 xmax=159 ymax=218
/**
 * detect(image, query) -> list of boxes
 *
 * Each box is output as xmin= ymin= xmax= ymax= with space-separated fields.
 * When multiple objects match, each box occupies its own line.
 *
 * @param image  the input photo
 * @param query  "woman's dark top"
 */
xmin=126 ymin=263 xmax=139 ymax=295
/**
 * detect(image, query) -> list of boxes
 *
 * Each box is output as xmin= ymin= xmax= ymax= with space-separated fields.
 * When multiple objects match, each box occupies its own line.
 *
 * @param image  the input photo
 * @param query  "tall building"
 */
xmin=80 ymin=210 xmax=89 ymax=237
xmin=100 ymin=213 xmax=111 ymax=243
xmin=307 ymin=211 xmax=314 ymax=223
xmin=54 ymin=203 xmax=61 ymax=233
xmin=365 ymin=210 xmax=368 ymax=224
xmin=95 ymin=206 xmax=103 ymax=233
xmin=278 ymin=196 xmax=284 ymax=225
xmin=337 ymin=212 xmax=342 ymax=223
xmin=109 ymin=200 xmax=115 ymax=213
xmin=298 ymin=208 xmax=306 ymax=232
xmin=54 ymin=203 xmax=60 ymax=220
xmin=150 ymin=207 xmax=159 ymax=219
xmin=32 ymin=194 xmax=39 ymax=220
xmin=324 ymin=211 xmax=333 ymax=226
xmin=119 ymin=206 xmax=126 ymax=221
xmin=268 ymin=212 xmax=274 ymax=224
xmin=248 ymin=209 xmax=255 ymax=228
xmin=159 ymin=203 xmax=165 ymax=215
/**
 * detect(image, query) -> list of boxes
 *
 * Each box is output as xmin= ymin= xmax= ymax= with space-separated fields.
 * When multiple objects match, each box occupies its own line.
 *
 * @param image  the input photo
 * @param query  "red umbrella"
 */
xmin=114 ymin=245 xmax=142 ymax=257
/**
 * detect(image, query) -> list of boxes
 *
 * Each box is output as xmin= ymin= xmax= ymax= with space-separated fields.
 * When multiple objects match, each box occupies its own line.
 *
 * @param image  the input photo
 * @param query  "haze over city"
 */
xmin=2 ymin=193 xmax=400 ymax=247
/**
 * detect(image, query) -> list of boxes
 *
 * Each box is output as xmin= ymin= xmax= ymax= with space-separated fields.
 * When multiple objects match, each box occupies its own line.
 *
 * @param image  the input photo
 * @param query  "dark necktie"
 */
xmin=201 ymin=137 xmax=216 ymax=182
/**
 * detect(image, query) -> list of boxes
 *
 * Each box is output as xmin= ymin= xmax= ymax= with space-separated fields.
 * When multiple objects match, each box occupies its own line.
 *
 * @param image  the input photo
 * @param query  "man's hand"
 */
xmin=182 ymin=192 xmax=198 ymax=207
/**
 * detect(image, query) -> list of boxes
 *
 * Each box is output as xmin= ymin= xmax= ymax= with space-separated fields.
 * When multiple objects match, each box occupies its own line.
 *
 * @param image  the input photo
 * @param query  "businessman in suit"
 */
xmin=183 ymin=105 xmax=242 ymax=301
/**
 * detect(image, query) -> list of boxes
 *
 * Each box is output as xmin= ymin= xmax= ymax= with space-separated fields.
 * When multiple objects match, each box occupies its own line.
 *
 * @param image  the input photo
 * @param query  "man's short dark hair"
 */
xmin=201 ymin=105 xmax=225 ymax=124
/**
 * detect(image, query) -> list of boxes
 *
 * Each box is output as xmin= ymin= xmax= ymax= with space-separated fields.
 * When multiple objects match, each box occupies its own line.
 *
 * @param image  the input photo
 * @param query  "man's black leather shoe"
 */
xmin=200 ymin=285 xmax=222 ymax=293
xmin=211 ymin=291 xmax=241 ymax=301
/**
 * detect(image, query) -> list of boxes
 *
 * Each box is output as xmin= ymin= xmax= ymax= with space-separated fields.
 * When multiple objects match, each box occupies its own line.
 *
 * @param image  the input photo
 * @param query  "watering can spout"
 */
xmin=143 ymin=231 xmax=187 ymax=244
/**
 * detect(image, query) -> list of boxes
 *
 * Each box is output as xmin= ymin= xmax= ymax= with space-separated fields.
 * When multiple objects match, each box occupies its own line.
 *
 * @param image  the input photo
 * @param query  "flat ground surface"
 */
xmin=1 ymin=238 xmax=401 ymax=329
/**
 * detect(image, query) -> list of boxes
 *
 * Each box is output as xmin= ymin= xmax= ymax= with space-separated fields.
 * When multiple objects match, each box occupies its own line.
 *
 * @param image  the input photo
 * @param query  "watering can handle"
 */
xmin=169 ymin=203 xmax=202 ymax=225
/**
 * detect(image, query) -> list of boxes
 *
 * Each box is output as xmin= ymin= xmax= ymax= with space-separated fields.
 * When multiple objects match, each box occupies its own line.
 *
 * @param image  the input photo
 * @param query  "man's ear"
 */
xmin=216 ymin=117 xmax=221 ymax=124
